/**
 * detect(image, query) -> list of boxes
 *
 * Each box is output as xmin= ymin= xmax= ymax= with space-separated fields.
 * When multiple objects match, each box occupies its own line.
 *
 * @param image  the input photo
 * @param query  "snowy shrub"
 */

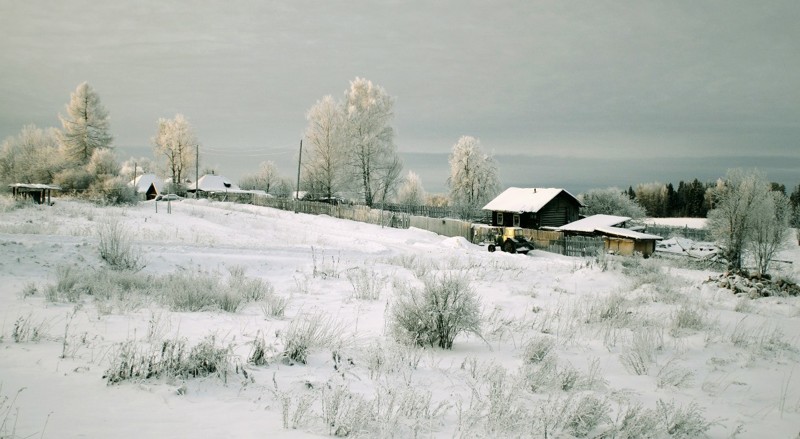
xmin=311 ymin=246 xmax=341 ymax=279
xmin=619 ymin=328 xmax=664 ymax=375
xmin=260 ymin=294 xmax=289 ymax=319
xmin=320 ymin=382 xmax=372 ymax=437
xmin=371 ymin=381 xmax=449 ymax=438
xmin=248 ymin=332 xmax=277 ymax=366
xmin=271 ymin=373 xmax=316 ymax=430
xmin=729 ymin=319 xmax=796 ymax=359
xmin=522 ymin=335 xmax=556 ymax=364
xmin=522 ymin=355 xmax=559 ymax=393
xmin=670 ymin=302 xmax=709 ymax=336
xmin=656 ymin=358 xmax=694 ymax=389
xmin=227 ymin=265 xmax=273 ymax=302
xmin=611 ymin=403 xmax=661 ymax=438
xmin=347 ymin=266 xmax=384 ymax=300
xmin=363 ymin=340 xmax=423 ymax=381
xmin=563 ymin=394 xmax=611 ymax=437
xmin=91 ymin=175 xmax=138 ymax=205
xmin=656 ymin=400 xmax=713 ymax=438
xmin=161 ymin=271 xmax=223 ymax=312
xmin=97 ymin=218 xmax=145 ymax=271
xmin=11 ymin=313 xmax=49 ymax=343
xmin=45 ymin=264 xmax=84 ymax=302
xmin=390 ymin=273 xmax=481 ymax=349
xmin=281 ymin=313 xmax=344 ymax=364
xmin=104 ymin=335 xmax=232 ymax=384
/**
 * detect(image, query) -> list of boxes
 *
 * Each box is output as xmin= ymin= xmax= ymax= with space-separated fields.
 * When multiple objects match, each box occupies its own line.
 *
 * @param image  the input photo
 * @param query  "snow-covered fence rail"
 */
xmin=409 ymin=216 xmax=473 ymax=240
xmin=251 ymin=196 xmax=410 ymax=229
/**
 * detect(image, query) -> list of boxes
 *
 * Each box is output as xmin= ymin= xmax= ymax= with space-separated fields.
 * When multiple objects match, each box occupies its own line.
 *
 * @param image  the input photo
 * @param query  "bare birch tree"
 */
xmin=342 ymin=78 xmax=401 ymax=206
xmin=152 ymin=114 xmax=198 ymax=191
xmin=447 ymin=136 xmax=499 ymax=217
xmin=303 ymin=95 xmax=346 ymax=199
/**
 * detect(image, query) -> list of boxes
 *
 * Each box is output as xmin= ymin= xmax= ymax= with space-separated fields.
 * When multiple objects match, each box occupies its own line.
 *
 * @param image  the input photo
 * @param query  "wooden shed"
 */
xmin=9 ymin=183 xmax=61 ymax=205
xmin=558 ymin=214 xmax=662 ymax=257
xmin=482 ymin=187 xmax=583 ymax=229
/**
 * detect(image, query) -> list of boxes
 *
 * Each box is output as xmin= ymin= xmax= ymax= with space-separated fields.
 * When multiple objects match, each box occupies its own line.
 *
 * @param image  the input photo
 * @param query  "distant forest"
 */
xmin=625 ymin=179 xmax=800 ymax=224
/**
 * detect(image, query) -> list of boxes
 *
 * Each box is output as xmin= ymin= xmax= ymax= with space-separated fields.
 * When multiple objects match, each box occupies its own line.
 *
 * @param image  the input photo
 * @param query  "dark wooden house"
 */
xmin=482 ymin=187 xmax=583 ymax=229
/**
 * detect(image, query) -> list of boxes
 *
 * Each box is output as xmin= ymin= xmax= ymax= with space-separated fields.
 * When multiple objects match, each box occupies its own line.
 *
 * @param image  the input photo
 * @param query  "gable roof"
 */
xmin=558 ymin=214 xmax=631 ymax=233
xmin=129 ymin=174 xmax=164 ymax=194
xmin=482 ymin=187 xmax=583 ymax=213
xmin=195 ymin=174 xmax=240 ymax=192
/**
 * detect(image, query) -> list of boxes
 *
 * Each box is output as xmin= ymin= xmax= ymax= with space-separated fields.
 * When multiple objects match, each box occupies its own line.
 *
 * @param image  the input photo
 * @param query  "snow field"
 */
xmin=0 ymin=199 xmax=799 ymax=438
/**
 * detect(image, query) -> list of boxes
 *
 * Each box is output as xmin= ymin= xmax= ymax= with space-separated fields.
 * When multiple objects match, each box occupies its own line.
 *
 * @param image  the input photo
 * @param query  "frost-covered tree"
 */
xmin=749 ymin=190 xmax=790 ymax=276
xmin=342 ymin=78 xmax=401 ymax=206
xmin=86 ymin=148 xmax=119 ymax=178
xmin=152 ymin=114 xmax=198 ymax=189
xmin=578 ymin=187 xmax=647 ymax=219
xmin=447 ymin=136 xmax=499 ymax=216
xmin=790 ymin=184 xmax=800 ymax=228
xmin=303 ymin=95 xmax=347 ymax=200
xmin=635 ymin=182 xmax=669 ymax=217
xmin=707 ymin=169 xmax=779 ymax=272
xmin=58 ymin=82 xmax=113 ymax=165
xmin=396 ymin=171 xmax=427 ymax=206
xmin=239 ymin=161 xmax=281 ymax=194
xmin=120 ymin=157 xmax=156 ymax=182
xmin=0 ymin=124 xmax=64 ymax=185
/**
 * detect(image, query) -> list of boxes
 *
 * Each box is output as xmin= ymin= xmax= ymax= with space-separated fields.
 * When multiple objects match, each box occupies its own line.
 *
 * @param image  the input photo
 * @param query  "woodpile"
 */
xmin=710 ymin=271 xmax=800 ymax=298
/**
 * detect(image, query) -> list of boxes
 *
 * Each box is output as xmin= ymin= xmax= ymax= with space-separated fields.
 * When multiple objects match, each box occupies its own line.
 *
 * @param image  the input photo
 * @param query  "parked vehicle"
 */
xmin=472 ymin=225 xmax=533 ymax=254
xmin=156 ymin=193 xmax=182 ymax=201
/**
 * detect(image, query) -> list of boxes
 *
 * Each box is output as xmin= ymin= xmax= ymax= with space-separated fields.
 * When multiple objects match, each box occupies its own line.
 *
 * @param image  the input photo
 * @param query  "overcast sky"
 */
xmin=1 ymin=1 xmax=798 ymax=193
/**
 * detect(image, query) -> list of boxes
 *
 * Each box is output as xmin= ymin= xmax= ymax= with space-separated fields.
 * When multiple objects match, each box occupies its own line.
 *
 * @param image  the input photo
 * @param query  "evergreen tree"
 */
xmin=58 ymin=82 xmax=113 ymax=165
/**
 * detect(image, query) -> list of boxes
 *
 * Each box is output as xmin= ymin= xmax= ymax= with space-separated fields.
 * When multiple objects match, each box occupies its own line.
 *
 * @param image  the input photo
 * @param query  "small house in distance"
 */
xmin=129 ymin=174 xmax=164 ymax=200
xmin=482 ymin=187 xmax=583 ymax=229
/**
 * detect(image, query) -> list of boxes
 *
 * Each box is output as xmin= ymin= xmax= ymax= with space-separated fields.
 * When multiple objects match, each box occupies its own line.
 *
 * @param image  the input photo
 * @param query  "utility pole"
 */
xmin=195 ymin=144 xmax=199 ymax=198
xmin=294 ymin=139 xmax=303 ymax=213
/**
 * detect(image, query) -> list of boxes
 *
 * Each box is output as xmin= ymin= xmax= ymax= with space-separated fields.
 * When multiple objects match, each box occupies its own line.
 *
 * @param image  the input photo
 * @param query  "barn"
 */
xmin=482 ymin=187 xmax=583 ymax=229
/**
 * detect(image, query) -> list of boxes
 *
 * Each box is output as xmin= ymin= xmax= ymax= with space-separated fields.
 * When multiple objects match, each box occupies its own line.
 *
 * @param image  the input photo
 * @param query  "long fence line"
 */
xmin=250 ymin=195 xmax=608 ymax=258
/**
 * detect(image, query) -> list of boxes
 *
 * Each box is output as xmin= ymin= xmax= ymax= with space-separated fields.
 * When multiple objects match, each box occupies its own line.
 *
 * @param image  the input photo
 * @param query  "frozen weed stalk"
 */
xmin=97 ymin=217 xmax=145 ymax=271
xmin=281 ymin=312 xmax=345 ymax=364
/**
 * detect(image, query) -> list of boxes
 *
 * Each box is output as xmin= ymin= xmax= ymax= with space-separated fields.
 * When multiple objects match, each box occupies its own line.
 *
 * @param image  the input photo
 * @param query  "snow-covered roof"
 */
xmin=596 ymin=226 xmax=662 ymax=240
xmin=9 ymin=183 xmax=61 ymax=190
xmin=194 ymin=175 xmax=240 ymax=192
xmin=558 ymin=214 xmax=631 ymax=233
xmin=482 ymin=187 xmax=583 ymax=212
xmin=129 ymin=174 xmax=164 ymax=194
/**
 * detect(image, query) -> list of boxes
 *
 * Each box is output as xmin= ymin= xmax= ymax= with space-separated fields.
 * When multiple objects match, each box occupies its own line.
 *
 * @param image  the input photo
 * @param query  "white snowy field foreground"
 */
xmin=1 ymin=199 xmax=799 ymax=438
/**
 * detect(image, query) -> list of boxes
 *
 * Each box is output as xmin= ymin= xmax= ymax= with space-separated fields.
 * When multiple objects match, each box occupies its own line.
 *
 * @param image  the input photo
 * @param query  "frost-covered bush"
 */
xmin=390 ymin=273 xmax=481 ymax=349
xmin=104 ymin=335 xmax=231 ymax=384
xmin=522 ymin=335 xmax=556 ymax=364
xmin=281 ymin=313 xmax=344 ymax=364
xmin=347 ymin=266 xmax=384 ymax=300
xmin=98 ymin=218 xmax=145 ymax=271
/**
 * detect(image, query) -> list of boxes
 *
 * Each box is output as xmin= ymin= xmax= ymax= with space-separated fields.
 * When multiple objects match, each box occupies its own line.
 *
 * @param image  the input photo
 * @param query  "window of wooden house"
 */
xmin=513 ymin=214 xmax=520 ymax=227
xmin=497 ymin=212 xmax=504 ymax=225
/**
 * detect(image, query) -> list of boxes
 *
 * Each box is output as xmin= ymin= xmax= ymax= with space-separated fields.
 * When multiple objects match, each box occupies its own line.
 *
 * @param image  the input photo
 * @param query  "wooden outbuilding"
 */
xmin=9 ymin=183 xmax=61 ymax=205
xmin=482 ymin=187 xmax=583 ymax=229
xmin=558 ymin=214 xmax=662 ymax=257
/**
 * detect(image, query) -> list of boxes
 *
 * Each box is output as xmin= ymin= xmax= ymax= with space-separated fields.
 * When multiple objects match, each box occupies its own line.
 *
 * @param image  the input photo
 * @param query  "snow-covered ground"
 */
xmin=1 ymin=199 xmax=799 ymax=438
